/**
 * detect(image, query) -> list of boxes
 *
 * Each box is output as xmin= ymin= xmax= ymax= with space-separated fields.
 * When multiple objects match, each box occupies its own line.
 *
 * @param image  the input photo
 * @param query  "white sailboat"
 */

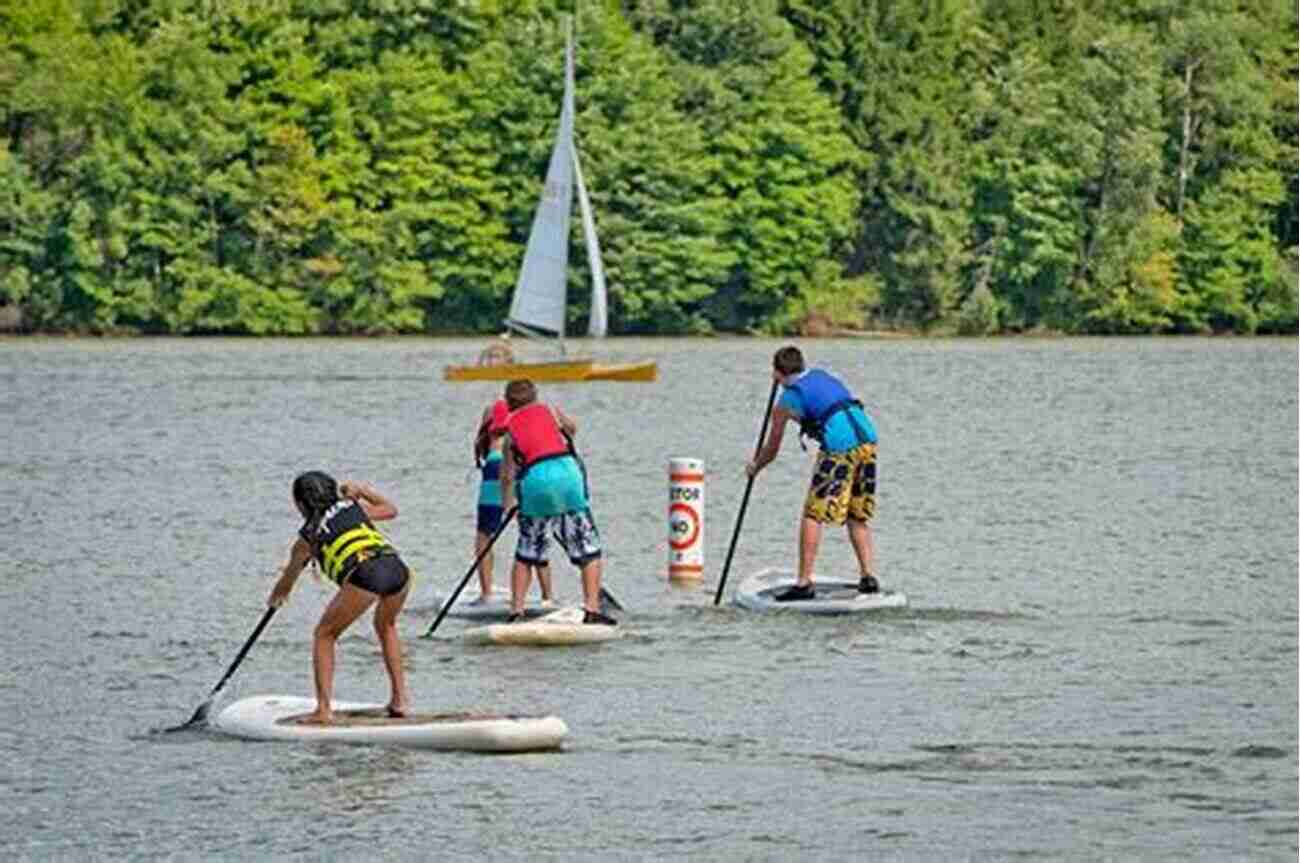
xmin=445 ymin=17 xmax=654 ymax=383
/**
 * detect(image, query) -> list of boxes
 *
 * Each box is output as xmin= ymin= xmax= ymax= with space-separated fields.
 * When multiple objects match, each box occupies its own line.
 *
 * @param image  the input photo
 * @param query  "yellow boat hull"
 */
xmin=444 ymin=359 xmax=656 ymax=383
xmin=582 ymin=361 xmax=658 ymax=382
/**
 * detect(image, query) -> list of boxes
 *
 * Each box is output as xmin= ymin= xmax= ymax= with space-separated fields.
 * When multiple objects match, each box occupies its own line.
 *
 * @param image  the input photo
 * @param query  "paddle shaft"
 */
xmin=167 ymin=605 xmax=276 ymax=731
xmin=424 ymin=506 xmax=519 ymax=637
xmin=598 ymin=586 xmax=625 ymax=613
xmin=209 ymin=605 xmax=277 ymax=696
xmin=713 ymin=379 xmax=780 ymax=605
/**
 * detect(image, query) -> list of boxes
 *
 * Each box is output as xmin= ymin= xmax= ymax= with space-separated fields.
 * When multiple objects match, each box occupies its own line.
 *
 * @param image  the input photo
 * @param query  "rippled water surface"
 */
xmin=2 ymin=336 xmax=1296 ymax=860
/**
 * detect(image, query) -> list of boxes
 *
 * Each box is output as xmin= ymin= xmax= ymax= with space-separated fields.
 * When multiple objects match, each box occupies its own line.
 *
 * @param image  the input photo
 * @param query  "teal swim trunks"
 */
xmin=478 ymin=450 xmax=503 ymax=506
xmin=518 ymin=455 xmax=588 ymax=518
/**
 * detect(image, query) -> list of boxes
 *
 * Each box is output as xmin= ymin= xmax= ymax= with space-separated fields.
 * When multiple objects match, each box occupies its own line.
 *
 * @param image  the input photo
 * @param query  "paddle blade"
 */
xmin=163 ymin=697 xmax=214 ymax=733
xmin=163 ymin=606 xmax=277 ymax=732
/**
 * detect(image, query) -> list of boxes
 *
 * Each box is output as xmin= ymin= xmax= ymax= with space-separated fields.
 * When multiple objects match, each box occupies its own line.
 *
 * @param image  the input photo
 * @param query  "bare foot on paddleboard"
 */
xmin=295 ymin=712 xmax=335 ymax=726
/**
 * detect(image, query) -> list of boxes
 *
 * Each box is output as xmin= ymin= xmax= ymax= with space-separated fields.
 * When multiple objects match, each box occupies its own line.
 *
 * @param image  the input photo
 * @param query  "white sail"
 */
xmin=573 ymin=150 xmax=607 ymax=338
xmin=506 ymin=20 xmax=576 ymax=339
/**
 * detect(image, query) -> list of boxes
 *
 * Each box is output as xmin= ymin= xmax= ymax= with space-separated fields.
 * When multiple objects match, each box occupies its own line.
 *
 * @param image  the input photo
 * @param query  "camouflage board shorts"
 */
xmin=803 ymin=442 xmax=877 ymax=525
xmin=515 ymin=508 xmax=602 ymax=566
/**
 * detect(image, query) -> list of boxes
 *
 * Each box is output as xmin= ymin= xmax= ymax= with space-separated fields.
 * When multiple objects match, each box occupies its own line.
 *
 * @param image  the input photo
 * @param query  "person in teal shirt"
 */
xmin=498 ymin=380 xmax=615 ymax=625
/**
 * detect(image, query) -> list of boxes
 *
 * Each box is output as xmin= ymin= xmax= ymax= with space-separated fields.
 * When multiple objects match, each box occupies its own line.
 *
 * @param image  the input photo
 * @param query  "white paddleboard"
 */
xmin=212 ymin=695 xmax=568 ymax=752
xmin=432 ymin=593 xmax=557 ymax=623
xmin=463 ymin=606 xmax=622 ymax=646
xmin=735 ymin=568 xmax=907 ymax=615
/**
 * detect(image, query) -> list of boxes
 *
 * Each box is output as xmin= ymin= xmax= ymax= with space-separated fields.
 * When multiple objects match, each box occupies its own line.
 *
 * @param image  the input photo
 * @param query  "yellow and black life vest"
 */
xmin=301 ymin=501 xmax=396 ymax=586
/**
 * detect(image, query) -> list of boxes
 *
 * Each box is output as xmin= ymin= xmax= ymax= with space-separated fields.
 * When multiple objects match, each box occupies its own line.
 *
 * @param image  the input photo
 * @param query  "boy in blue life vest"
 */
xmin=471 ymin=399 xmax=554 ymax=606
xmin=497 ymin=379 xmax=616 ymax=625
xmin=745 ymin=346 xmax=881 ymax=601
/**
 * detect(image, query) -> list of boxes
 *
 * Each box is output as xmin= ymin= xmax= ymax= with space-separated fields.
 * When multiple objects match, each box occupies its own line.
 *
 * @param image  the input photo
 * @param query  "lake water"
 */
xmin=2 ymin=336 xmax=1296 ymax=860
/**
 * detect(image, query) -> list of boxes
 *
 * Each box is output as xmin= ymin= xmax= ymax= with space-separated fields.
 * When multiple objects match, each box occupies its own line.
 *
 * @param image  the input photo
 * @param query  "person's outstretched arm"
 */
xmin=339 ymin=480 xmax=398 ymax=521
xmin=269 ymin=537 xmax=314 ymax=607
xmin=500 ymin=437 xmax=516 ymax=512
xmin=746 ymin=407 xmax=792 ymax=477
xmin=553 ymin=406 xmax=577 ymax=436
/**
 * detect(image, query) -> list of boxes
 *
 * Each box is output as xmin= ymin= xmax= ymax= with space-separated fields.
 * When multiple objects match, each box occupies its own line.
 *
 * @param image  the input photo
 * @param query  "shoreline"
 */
xmin=1 ymin=330 xmax=1294 ymax=342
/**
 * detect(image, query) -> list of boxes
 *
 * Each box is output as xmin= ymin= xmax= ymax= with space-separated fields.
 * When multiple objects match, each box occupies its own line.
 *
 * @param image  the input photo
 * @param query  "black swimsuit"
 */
xmin=346 ymin=554 xmax=409 ymax=596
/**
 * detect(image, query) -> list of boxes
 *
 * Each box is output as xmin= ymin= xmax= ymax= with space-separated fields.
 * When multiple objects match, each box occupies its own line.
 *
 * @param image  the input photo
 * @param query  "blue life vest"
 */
xmin=785 ymin=369 xmax=872 ymax=448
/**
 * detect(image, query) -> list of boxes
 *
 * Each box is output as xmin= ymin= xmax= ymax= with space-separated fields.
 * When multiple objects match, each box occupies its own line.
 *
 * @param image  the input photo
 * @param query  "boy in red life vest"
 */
xmin=496 ymin=379 xmax=616 ymax=625
xmin=745 ymin=346 xmax=882 ymax=601
xmin=471 ymin=399 xmax=554 ymax=606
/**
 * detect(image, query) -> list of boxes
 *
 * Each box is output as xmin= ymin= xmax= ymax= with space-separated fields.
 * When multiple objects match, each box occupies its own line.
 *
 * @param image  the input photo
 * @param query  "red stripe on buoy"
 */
xmin=668 ymin=503 xmax=701 ymax=550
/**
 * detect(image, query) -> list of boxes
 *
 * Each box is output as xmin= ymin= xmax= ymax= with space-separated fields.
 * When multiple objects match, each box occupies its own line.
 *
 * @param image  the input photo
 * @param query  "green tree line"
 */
xmin=1 ymin=0 xmax=1295 ymax=335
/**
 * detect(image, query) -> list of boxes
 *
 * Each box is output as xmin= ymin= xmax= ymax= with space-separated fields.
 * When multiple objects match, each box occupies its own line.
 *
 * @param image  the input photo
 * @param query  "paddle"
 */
xmin=423 ymin=506 xmax=519 ymax=638
xmin=713 ymin=379 xmax=780 ymax=605
xmin=599 ymin=587 xmax=625 ymax=613
xmin=165 ymin=606 xmax=277 ymax=732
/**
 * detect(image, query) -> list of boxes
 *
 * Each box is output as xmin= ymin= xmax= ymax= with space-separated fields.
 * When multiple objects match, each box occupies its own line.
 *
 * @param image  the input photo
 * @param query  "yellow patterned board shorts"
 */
xmin=803 ymin=442 xmax=877 ymax=525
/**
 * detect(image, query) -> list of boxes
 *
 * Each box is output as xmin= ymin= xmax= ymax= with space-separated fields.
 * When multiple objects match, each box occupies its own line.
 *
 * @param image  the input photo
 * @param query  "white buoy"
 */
xmin=668 ymin=457 xmax=704 ymax=581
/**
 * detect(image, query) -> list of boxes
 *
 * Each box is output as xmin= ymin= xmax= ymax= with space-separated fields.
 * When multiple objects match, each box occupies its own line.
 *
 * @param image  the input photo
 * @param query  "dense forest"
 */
xmin=1 ymin=0 xmax=1296 ymax=335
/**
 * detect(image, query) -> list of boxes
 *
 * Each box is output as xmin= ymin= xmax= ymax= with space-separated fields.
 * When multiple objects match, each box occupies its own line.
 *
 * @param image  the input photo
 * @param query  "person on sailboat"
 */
xmin=473 ymin=399 xmax=555 ymax=606
xmin=478 ymin=335 xmax=515 ymax=367
xmin=744 ymin=346 xmax=882 ymax=601
xmin=268 ymin=472 xmax=412 ymax=723
xmin=496 ymin=380 xmax=617 ymax=625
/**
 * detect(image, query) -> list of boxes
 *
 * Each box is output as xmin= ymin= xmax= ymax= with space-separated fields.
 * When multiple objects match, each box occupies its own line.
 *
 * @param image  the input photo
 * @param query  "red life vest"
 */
xmin=506 ymin=403 xmax=570 ymax=469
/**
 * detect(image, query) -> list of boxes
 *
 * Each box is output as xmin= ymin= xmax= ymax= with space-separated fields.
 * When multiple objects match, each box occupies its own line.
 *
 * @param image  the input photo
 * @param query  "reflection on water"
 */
xmin=279 ymin=745 xmax=421 ymax=812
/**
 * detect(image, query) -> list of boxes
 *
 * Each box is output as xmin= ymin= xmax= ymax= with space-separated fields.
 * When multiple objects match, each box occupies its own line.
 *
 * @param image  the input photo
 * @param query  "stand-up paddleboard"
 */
xmin=463 ymin=606 xmax=621 ymax=646
xmin=212 ymin=695 xmax=568 ymax=752
xmin=431 ymin=593 xmax=557 ymax=623
xmin=735 ymin=568 xmax=907 ymax=614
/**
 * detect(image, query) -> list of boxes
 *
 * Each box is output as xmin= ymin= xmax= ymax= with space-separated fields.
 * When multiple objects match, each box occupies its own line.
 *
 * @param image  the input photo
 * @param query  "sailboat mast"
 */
xmin=504 ymin=15 xmax=576 ymax=348
xmin=559 ymin=16 xmax=576 ymax=356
